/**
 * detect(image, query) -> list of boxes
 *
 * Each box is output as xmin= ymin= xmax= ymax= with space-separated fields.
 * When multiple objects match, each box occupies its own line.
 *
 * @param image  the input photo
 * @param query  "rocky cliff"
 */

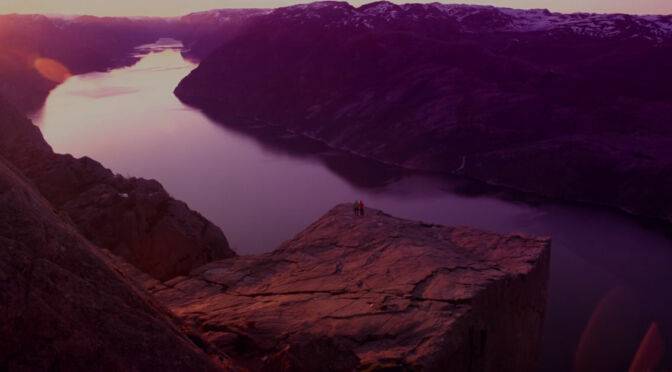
xmin=0 ymin=152 xmax=230 ymax=370
xmin=175 ymin=0 xmax=672 ymax=224
xmin=0 ymin=92 xmax=551 ymax=369
xmin=149 ymin=204 xmax=551 ymax=371
xmin=0 ymin=97 xmax=235 ymax=280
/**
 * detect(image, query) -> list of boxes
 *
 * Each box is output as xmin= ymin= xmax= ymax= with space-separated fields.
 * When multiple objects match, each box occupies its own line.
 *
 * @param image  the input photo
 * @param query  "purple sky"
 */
xmin=2 ymin=0 xmax=671 ymax=17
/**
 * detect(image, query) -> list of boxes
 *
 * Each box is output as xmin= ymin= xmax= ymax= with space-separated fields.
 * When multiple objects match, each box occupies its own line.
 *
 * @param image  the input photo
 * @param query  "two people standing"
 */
xmin=353 ymin=200 xmax=365 ymax=216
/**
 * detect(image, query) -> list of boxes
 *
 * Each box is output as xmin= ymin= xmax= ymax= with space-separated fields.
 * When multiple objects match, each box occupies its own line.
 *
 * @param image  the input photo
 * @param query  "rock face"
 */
xmin=175 ymin=0 xmax=672 ymax=224
xmin=0 ymin=98 xmax=235 ymax=280
xmin=0 ymin=154 xmax=226 ymax=370
xmin=151 ymin=204 xmax=551 ymax=371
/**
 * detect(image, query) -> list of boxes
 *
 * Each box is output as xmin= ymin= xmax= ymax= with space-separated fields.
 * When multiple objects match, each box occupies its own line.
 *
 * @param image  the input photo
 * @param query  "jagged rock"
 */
xmin=0 ymin=97 xmax=235 ymax=280
xmin=152 ymin=204 xmax=551 ymax=371
xmin=0 ymin=155 xmax=227 ymax=370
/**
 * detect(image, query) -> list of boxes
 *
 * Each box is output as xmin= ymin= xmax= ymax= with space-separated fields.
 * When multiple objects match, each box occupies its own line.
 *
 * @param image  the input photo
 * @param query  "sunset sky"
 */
xmin=1 ymin=0 xmax=672 ymax=17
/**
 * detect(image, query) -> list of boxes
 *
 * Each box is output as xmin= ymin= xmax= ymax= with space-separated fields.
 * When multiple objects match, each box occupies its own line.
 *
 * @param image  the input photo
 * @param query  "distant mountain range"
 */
xmin=0 ymin=9 xmax=265 ymax=112
xmin=3 ymin=1 xmax=672 ymax=222
xmin=277 ymin=1 xmax=672 ymax=40
xmin=0 ymin=14 xmax=169 ymax=111
xmin=176 ymin=1 xmax=672 ymax=223
xmin=177 ymin=8 xmax=270 ymax=59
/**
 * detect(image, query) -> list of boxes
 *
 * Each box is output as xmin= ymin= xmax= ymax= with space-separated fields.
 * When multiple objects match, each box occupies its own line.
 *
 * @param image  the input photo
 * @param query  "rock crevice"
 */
xmin=150 ymin=204 xmax=551 ymax=371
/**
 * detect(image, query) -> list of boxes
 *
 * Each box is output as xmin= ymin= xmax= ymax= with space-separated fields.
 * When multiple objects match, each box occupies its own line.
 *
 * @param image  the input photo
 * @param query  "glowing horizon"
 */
xmin=2 ymin=0 xmax=672 ymax=17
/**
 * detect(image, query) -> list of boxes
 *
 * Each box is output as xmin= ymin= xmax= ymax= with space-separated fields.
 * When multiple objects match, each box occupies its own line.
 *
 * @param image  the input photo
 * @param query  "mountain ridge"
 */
xmin=272 ymin=1 xmax=672 ymax=41
xmin=176 ymin=0 xmax=672 ymax=224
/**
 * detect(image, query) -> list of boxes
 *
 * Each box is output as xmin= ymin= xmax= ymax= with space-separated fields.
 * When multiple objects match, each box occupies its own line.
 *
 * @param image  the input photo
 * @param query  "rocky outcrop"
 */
xmin=150 ymin=204 xmax=551 ymax=371
xmin=0 ymin=95 xmax=550 ymax=370
xmin=0 ymin=154 xmax=229 ymax=370
xmin=0 ymin=97 xmax=235 ymax=280
xmin=175 ymin=1 xmax=672 ymax=224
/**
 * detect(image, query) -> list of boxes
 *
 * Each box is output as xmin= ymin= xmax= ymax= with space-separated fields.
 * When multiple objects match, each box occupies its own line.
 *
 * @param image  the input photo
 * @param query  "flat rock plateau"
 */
xmin=148 ymin=204 xmax=551 ymax=371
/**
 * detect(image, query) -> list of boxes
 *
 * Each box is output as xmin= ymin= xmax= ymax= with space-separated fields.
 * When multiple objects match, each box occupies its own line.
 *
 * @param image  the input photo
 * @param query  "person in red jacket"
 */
xmin=353 ymin=200 xmax=365 ymax=216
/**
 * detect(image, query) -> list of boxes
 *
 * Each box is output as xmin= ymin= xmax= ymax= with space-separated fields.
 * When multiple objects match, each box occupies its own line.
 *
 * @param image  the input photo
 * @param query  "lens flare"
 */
xmin=574 ymin=287 xmax=646 ymax=372
xmin=33 ymin=58 xmax=72 ymax=83
xmin=629 ymin=322 xmax=664 ymax=372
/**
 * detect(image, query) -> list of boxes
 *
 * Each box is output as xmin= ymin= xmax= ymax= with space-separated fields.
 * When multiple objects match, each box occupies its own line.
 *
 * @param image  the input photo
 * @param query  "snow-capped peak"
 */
xmin=269 ymin=1 xmax=672 ymax=41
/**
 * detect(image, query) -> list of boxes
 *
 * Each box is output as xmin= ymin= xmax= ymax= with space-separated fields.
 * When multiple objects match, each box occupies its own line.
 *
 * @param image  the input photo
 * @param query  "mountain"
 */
xmin=175 ymin=1 xmax=672 ymax=223
xmin=0 ymin=11 xmax=266 ymax=113
xmin=177 ymin=9 xmax=270 ymax=60
xmin=0 ymin=14 xmax=177 ymax=112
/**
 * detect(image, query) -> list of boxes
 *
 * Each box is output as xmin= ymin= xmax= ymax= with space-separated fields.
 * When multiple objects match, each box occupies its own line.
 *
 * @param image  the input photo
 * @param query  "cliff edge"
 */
xmin=0 ymin=98 xmax=235 ymax=280
xmin=151 ymin=204 xmax=551 ymax=371
xmin=0 ymin=154 xmax=229 ymax=370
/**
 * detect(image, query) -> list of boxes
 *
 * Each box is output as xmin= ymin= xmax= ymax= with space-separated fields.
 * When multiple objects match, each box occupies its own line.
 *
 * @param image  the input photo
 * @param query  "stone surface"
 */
xmin=0 ymin=97 xmax=235 ymax=281
xmin=0 ymin=154 xmax=228 ymax=371
xmin=152 ymin=204 xmax=551 ymax=371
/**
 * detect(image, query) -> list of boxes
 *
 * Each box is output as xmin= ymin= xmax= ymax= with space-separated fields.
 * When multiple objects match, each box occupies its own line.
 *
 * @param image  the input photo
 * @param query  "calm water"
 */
xmin=32 ymin=42 xmax=672 ymax=371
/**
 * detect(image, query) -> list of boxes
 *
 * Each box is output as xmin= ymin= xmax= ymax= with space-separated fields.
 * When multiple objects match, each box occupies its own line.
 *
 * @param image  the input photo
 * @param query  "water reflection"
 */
xmin=189 ymin=110 xmax=407 ymax=189
xmin=32 ymin=43 xmax=672 ymax=372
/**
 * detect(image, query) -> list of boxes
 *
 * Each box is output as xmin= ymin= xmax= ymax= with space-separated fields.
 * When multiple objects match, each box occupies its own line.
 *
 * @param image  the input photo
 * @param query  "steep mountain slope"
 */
xmin=177 ymin=9 xmax=270 ymax=60
xmin=0 ymin=97 xmax=235 ymax=280
xmin=176 ymin=1 xmax=672 ymax=223
xmin=0 ymin=147 xmax=225 ymax=370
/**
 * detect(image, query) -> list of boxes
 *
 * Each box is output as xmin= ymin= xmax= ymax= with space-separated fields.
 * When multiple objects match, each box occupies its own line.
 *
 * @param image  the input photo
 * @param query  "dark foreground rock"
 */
xmin=175 ymin=1 xmax=672 ymax=224
xmin=0 ymin=155 xmax=228 ymax=370
xmin=151 ymin=204 xmax=551 ymax=371
xmin=0 ymin=98 xmax=235 ymax=281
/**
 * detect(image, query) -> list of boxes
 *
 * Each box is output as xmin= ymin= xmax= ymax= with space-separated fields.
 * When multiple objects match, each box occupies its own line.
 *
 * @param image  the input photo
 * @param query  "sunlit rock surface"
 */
xmin=152 ymin=204 xmax=551 ymax=371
